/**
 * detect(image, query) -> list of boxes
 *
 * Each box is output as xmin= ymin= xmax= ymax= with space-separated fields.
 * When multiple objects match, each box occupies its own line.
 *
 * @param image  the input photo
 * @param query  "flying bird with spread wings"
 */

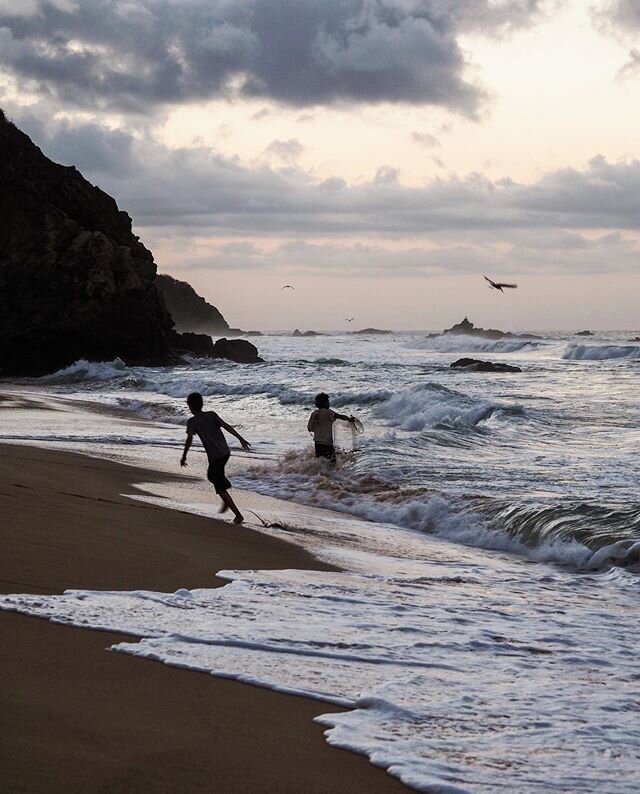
xmin=483 ymin=275 xmax=518 ymax=293
xmin=281 ymin=284 xmax=295 ymax=290
xmin=345 ymin=318 xmax=355 ymax=322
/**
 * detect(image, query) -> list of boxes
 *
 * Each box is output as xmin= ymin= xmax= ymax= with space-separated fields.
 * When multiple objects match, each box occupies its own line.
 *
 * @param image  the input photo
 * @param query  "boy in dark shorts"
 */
xmin=180 ymin=392 xmax=250 ymax=524
xmin=307 ymin=392 xmax=355 ymax=463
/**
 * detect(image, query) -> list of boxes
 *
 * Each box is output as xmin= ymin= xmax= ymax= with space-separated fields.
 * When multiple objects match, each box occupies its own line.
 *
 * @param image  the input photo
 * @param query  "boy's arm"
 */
xmin=180 ymin=432 xmax=194 ymax=466
xmin=307 ymin=412 xmax=318 ymax=433
xmin=219 ymin=419 xmax=251 ymax=450
xmin=333 ymin=412 xmax=355 ymax=423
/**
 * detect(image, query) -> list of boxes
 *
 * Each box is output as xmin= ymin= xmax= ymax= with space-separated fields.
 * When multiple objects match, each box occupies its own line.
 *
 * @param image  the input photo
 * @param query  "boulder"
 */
xmin=575 ymin=330 xmax=594 ymax=336
xmin=0 ymin=109 xmax=174 ymax=375
xmin=351 ymin=327 xmax=392 ymax=335
xmin=212 ymin=338 xmax=264 ymax=363
xmin=166 ymin=330 xmax=215 ymax=358
xmin=292 ymin=329 xmax=322 ymax=337
xmin=450 ymin=358 xmax=522 ymax=373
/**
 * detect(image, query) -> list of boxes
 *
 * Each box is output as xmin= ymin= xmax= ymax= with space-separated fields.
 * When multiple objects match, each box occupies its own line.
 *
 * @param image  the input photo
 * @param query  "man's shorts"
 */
xmin=314 ymin=443 xmax=336 ymax=463
xmin=207 ymin=454 xmax=231 ymax=493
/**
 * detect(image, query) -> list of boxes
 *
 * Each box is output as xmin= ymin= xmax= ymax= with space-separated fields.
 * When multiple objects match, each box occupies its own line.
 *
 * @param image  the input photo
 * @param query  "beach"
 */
xmin=1 ymin=332 xmax=639 ymax=793
xmin=0 ymin=442 xmax=407 ymax=793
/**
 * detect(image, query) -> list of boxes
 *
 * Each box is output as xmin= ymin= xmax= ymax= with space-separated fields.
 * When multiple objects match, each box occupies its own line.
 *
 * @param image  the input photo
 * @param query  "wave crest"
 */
xmin=563 ymin=344 xmax=640 ymax=361
xmin=410 ymin=335 xmax=542 ymax=354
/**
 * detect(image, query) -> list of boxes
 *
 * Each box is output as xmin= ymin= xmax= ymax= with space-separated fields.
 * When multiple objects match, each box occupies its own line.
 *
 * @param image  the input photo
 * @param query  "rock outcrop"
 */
xmin=439 ymin=317 xmax=540 ymax=340
xmin=0 ymin=110 xmax=257 ymax=374
xmin=212 ymin=338 xmax=263 ymax=363
xmin=351 ymin=328 xmax=392 ymax=335
xmin=155 ymin=274 xmax=229 ymax=334
xmin=575 ymin=330 xmax=594 ymax=337
xmin=292 ymin=329 xmax=322 ymax=337
xmin=0 ymin=109 xmax=176 ymax=375
xmin=450 ymin=358 xmax=522 ymax=373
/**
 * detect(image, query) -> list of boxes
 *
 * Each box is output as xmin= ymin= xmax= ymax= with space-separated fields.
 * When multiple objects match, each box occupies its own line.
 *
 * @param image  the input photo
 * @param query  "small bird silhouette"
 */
xmin=483 ymin=275 xmax=518 ymax=293
xmin=281 ymin=284 xmax=295 ymax=290
xmin=345 ymin=318 xmax=355 ymax=322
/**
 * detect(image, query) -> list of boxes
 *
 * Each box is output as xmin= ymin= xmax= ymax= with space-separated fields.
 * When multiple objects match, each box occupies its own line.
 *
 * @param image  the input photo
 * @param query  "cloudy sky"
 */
xmin=1 ymin=0 xmax=639 ymax=330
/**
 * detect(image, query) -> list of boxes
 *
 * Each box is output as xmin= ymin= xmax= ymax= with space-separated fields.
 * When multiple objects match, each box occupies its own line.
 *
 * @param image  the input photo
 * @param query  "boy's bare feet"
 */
xmin=233 ymin=515 xmax=244 ymax=524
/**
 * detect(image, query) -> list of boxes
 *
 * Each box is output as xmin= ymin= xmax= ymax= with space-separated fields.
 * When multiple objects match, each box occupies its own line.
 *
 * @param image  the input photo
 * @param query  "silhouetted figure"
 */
xmin=307 ymin=392 xmax=355 ymax=464
xmin=181 ymin=392 xmax=250 ymax=524
xmin=484 ymin=275 xmax=518 ymax=292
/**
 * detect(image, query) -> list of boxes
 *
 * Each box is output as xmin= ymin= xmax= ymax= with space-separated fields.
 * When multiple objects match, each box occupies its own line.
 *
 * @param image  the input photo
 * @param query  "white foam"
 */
xmin=372 ymin=383 xmax=520 ymax=431
xmin=409 ymin=335 xmax=543 ymax=354
xmin=563 ymin=344 xmax=640 ymax=361
xmin=40 ymin=357 xmax=128 ymax=383
xmin=2 ymin=565 xmax=637 ymax=794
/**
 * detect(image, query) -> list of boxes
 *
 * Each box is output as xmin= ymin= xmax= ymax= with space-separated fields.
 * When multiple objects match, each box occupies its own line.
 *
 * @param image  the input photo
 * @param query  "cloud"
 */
xmin=14 ymin=110 xmax=640 ymax=233
xmin=8 ymin=108 xmax=640 ymax=277
xmin=263 ymin=138 xmax=304 ymax=166
xmin=592 ymin=0 xmax=640 ymax=37
xmin=616 ymin=47 xmax=640 ymax=79
xmin=412 ymin=131 xmax=440 ymax=147
xmin=0 ymin=0 xmax=547 ymax=115
xmin=592 ymin=1 xmax=640 ymax=79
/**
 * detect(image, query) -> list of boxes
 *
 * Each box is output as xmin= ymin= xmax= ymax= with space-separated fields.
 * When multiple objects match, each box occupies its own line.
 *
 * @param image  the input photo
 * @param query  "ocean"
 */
xmin=1 ymin=330 xmax=639 ymax=792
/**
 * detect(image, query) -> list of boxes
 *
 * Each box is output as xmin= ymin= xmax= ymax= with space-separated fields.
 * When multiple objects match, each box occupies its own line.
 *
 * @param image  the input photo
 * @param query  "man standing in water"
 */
xmin=307 ymin=392 xmax=355 ymax=464
xmin=180 ymin=392 xmax=250 ymax=524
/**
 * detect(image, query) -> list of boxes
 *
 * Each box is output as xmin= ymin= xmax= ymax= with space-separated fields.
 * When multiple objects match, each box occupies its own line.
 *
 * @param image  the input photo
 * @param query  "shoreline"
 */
xmin=0 ymin=442 xmax=408 ymax=793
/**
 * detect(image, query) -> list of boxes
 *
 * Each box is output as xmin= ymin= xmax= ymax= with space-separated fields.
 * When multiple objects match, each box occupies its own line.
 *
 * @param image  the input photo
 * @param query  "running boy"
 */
xmin=307 ymin=392 xmax=355 ymax=463
xmin=180 ymin=392 xmax=250 ymax=524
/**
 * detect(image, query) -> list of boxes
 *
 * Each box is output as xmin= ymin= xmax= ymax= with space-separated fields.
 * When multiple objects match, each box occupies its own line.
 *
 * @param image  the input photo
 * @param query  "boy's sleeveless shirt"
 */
xmin=186 ymin=411 xmax=230 ymax=460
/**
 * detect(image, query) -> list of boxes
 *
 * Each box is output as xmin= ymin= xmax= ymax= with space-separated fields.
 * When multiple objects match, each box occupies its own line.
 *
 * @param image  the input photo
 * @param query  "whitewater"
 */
xmin=1 ymin=329 xmax=639 ymax=792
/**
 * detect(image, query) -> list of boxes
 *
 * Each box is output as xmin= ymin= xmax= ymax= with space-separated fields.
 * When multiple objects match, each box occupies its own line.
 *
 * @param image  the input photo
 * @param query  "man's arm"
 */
xmin=180 ymin=432 xmax=194 ymax=467
xmin=219 ymin=419 xmax=251 ymax=450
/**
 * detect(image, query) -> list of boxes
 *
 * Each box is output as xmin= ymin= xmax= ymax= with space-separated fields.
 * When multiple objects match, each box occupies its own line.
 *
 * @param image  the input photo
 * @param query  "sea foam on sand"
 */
xmin=2 ymin=514 xmax=638 ymax=794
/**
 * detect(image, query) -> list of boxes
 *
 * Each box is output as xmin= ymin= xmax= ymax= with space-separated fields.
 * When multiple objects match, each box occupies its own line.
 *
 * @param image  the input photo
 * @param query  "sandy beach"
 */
xmin=0 ymin=443 xmax=408 ymax=793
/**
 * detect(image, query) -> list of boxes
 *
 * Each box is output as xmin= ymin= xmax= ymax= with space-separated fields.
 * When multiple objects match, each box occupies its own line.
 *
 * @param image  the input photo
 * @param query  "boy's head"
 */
xmin=187 ymin=392 xmax=204 ymax=414
xmin=315 ymin=392 xmax=330 ymax=409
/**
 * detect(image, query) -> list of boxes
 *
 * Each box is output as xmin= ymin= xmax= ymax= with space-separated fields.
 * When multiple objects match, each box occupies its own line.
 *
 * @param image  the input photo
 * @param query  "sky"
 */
xmin=1 ymin=0 xmax=639 ymax=331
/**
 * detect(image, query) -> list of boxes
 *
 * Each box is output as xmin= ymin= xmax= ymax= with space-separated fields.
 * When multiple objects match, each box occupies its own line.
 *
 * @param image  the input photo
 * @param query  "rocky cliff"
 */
xmin=155 ymin=274 xmax=229 ymax=334
xmin=0 ymin=109 xmax=175 ymax=375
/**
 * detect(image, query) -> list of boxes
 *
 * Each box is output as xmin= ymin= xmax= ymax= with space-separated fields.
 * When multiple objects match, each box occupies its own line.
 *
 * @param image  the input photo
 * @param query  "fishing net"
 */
xmin=335 ymin=415 xmax=365 ymax=451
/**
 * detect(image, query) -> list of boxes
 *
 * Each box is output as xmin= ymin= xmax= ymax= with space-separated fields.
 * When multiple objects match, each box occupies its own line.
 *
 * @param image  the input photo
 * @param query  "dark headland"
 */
xmin=0 ymin=110 xmax=260 ymax=374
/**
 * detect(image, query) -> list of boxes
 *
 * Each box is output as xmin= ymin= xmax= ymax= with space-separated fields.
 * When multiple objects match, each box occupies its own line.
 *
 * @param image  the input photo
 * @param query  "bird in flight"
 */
xmin=483 ymin=275 xmax=518 ymax=293
xmin=281 ymin=284 xmax=295 ymax=290
xmin=345 ymin=318 xmax=355 ymax=322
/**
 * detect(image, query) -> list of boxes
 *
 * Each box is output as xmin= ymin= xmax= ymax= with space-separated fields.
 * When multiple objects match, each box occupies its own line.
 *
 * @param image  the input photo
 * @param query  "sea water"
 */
xmin=1 ymin=330 xmax=639 ymax=792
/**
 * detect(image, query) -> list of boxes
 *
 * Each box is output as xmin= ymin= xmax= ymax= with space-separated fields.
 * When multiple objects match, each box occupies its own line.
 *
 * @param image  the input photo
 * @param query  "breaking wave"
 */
xmin=562 ymin=344 xmax=640 ymax=360
xmin=411 ymin=335 xmax=543 ymax=354
xmin=40 ymin=358 xmax=129 ymax=383
xmin=372 ymin=382 xmax=522 ymax=432
xmin=240 ymin=450 xmax=640 ymax=571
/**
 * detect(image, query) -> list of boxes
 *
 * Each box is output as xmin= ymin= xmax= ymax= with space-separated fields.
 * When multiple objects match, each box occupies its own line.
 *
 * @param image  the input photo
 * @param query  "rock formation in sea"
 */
xmin=450 ymin=358 xmax=522 ymax=373
xmin=155 ymin=274 xmax=229 ymax=334
xmin=292 ymin=329 xmax=322 ymax=337
xmin=575 ymin=330 xmax=594 ymax=336
xmin=0 ymin=110 xmax=260 ymax=374
xmin=439 ymin=317 xmax=540 ymax=340
xmin=351 ymin=328 xmax=392 ymax=335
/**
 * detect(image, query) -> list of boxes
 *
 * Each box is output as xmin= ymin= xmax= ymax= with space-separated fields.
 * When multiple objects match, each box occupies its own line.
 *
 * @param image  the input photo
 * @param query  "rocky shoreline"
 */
xmin=0 ymin=110 xmax=260 ymax=375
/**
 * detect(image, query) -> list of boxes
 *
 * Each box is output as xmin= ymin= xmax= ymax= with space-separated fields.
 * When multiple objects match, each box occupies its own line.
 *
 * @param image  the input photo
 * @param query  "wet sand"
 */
xmin=0 ymin=443 xmax=408 ymax=793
